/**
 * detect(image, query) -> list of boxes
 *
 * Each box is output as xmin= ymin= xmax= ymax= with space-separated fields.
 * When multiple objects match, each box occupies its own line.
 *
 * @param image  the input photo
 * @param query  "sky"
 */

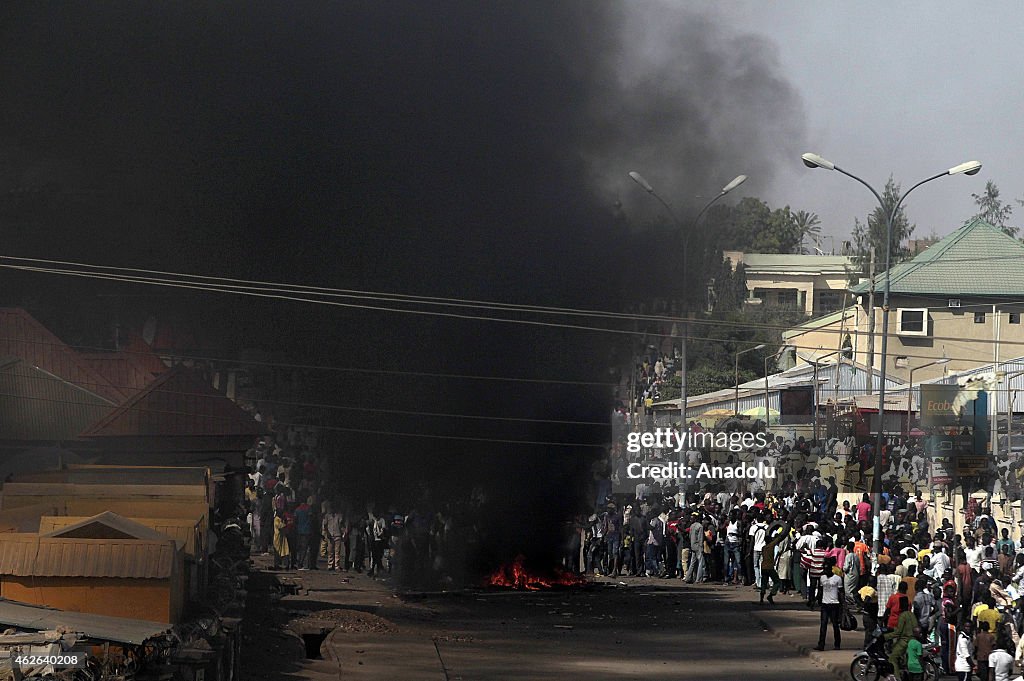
xmin=701 ymin=2 xmax=1023 ymax=245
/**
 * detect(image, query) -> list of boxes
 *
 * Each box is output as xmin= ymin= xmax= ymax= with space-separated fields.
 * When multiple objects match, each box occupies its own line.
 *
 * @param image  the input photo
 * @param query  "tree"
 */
xmin=852 ymin=176 xmax=916 ymax=274
xmin=703 ymin=197 xmax=803 ymax=254
xmin=792 ymin=210 xmax=822 ymax=254
xmin=970 ymin=180 xmax=1018 ymax=236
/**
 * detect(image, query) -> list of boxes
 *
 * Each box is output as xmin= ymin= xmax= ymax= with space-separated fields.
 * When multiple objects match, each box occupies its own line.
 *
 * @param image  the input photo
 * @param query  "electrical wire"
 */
xmin=0 ymin=391 xmax=608 ymax=448
xmin=0 ymin=342 xmax=618 ymax=390
xmin=8 ymin=260 xmax=1024 ymax=354
xmin=1 ymin=370 xmax=611 ymax=427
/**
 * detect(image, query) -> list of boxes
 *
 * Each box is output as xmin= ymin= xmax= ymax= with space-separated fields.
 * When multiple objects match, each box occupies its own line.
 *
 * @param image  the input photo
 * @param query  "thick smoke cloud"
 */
xmin=0 ymin=3 xmax=804 ymax=572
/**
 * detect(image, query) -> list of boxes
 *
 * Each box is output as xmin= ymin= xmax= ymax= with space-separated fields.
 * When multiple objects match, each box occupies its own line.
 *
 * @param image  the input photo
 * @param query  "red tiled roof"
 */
xmin=80 ymin=366 xmax=265 ymax=438
xmin=0 ymin=308 xmax=128 ymax=404
xmin=79 ymin=351 xmax=162 ymax=398
xmin=121 ymin=330 xmax=169 ymax=376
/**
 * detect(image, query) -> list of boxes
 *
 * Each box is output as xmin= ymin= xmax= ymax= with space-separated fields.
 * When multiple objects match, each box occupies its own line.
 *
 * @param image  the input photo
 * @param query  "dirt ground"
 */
xmin=240 ymin=557 xmax=841 ymax=681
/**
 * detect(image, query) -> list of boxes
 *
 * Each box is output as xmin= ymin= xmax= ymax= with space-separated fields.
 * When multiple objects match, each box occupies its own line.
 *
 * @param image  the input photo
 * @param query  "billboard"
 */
xmin=920 ymin=384 xmax=990 ymax=481
xmin=779 ymin=386 xmax=813 ymax=425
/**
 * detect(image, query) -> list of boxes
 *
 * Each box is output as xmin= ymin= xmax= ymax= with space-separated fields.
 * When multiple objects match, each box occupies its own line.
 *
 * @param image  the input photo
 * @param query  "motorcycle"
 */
xmin=849 ymin=628 xmax=939 ymax=681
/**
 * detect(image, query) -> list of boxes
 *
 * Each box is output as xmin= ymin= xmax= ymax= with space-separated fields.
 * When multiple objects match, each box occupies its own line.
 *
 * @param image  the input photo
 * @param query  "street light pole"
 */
xmin=801 ymin=153 xmax=981 ymax=563
xmin=764 ymin=355 xmax=772 ymax=429
xmin=734 ymin=343 xmax=767 ymax=415
xmin=629 ymin=171 xmax=747 ymax=438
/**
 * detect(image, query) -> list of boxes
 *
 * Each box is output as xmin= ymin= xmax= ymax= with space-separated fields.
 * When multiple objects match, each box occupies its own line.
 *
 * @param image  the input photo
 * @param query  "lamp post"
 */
xmin=764 ymin=355 xmax=772 ymax=429
xmin=629 ymin=171 xmax=747 ymax=437
xmin=735 ymin=344 xmax=766 ymax=415
xmin=801 ymin=153 xmax=981 ymax=563
xmin=905 ymin=358 xmax=950 ymax=446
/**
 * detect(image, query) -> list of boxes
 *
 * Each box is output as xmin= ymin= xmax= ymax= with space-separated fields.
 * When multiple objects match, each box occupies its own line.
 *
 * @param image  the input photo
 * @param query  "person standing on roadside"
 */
xmin=815 ymin=555 xmax=843 ymax=651
xmin=322 ymin=501 xmax=344 ymax=571
xmin=294 ymin=497 xmax=313 ymax=569
xmin=749 ymin=513 xmax=768 ymax=588
xmin=953 ymin=620 xmax=974 ymax=681
xmin=684 ymin=514 xmax=705 ymax=583
xmin=760 ymin=522 xmax=790 ymax=605
xmin=272 ymin=509 xmax=290 ymax=570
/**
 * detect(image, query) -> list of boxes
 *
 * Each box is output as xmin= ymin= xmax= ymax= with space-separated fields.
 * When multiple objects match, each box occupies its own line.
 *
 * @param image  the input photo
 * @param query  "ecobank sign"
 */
xmin=920 ymin=384 xmax=960 ymax=427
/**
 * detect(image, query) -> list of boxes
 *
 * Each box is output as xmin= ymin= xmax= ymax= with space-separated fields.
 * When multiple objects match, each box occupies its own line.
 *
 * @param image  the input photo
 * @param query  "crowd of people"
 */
xmin=242 ymin=433 xmax=486 ymax=589
xmin=580 ymin=457 xmax=1024 ymax=681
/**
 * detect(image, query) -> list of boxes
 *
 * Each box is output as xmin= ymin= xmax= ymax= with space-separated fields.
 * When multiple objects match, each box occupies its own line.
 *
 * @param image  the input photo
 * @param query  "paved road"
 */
xmin=243 ymin=566 xmax=846 ymax=680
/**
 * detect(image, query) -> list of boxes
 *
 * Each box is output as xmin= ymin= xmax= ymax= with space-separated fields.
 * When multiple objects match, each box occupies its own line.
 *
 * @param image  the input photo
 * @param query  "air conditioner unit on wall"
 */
xmin=948 ymin=299 xmax=961 ymax=308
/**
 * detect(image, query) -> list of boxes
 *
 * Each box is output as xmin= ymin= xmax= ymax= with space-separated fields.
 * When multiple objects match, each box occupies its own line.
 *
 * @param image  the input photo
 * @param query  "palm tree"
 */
xmin=793 ymin=210 xmax=822 ymax=254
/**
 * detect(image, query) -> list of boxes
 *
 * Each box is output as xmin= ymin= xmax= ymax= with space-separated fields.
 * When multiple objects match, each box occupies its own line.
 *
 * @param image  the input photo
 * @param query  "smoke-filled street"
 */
xmin=4 ymin=3 xmax=1024 ymax=681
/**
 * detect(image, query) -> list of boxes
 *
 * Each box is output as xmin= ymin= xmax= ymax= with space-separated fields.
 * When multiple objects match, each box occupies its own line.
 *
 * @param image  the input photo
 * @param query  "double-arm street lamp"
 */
xmin=734 ymin=344 xmax=767 ymax=415
xmin=801 ymin=152 xmax=981 ymax=562
xmin=629 ymin=171 xmax=747 ymax=434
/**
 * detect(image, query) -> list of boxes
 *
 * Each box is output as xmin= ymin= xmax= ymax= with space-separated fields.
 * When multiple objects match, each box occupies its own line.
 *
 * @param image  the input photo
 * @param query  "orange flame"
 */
xmin=486 ymin=554 xmax=586 ymax=590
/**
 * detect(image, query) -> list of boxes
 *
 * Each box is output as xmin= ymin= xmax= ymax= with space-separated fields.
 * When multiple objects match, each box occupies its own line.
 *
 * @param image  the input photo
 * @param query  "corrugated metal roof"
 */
xmin=740 ymin=253 xmax=855 ymax=274
xmin=80 ymin=366 xmax=265 ymax=438
xmin=782 ymin=309 xmax=856 ymax=339
xmin=40 ymin=511 xmax=172 ymax=543
xmin=1 ymin=482 xmax=207 ymax=500
xmin=0 ymin=598 xmax=170 ymax=644
xmin=0 ymin=309 xmax=127 ymax=404
xmin=652 ymin=358 xmax=901 ymax=415
xmin=851 ymin=219 xmax=1024 ymax=296
xmin=890 ymin=355 xmax=1024 ymax=413
xmin=38 ymin=516 xmax=201 ymax=555
xmin=0 ymin=536 xmax=175 ymax=578
xmin=62 ymin=465 xmax=209 ymax=488
xmin=0 ymin=358 xmax=115 ymax=441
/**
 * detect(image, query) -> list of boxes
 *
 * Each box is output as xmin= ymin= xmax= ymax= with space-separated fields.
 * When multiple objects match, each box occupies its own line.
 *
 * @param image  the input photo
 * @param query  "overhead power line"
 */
xmin=2 ymin=370 xmax=611 ymax=427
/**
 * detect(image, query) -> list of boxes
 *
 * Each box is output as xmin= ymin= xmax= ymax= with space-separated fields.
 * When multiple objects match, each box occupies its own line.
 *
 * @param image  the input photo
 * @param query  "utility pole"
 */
xmin=865 ymin=246 xmax=876 ymax=395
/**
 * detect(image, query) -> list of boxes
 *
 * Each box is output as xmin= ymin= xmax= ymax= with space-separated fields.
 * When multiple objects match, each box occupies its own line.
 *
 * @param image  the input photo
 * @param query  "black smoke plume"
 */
xmin=0 ymin=2 xmax=804 ymax=577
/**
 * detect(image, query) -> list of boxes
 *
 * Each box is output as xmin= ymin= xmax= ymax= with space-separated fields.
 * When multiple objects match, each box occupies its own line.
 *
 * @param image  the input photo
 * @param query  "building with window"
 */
xmin=722 ymin=251 xmax=857 ymax=316
xmin=784 ymin=219 xmax=1024 ymax=385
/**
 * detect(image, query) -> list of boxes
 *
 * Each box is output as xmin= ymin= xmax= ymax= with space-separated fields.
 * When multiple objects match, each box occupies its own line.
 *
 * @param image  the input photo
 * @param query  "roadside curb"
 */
xmin=748 ymin=611 xmax=849 ymax=681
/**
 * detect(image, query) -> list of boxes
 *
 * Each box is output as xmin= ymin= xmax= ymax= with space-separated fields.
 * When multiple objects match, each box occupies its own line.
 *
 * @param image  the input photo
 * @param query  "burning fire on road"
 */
xmin=486 ymin=555 xmax=587 ymax=590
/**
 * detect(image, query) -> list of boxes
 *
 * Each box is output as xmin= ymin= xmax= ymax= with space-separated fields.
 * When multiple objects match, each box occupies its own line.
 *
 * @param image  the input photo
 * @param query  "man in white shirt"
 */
xmin=249 ymin=465 xmax=265 ymax=489
xmin=750 ymin=516 xmax=768 ymax=588
xmin=988 ymin=644 xmax=1014 ymax=681
xmin=954 ymin=620 xmax=974 ymax=680
xmin=929 ymin=546 xmax=951 ymax=580
xmin=965 ymin=537 xmax=984 ymax=573
xmin=815 ymin=556 xmax=843 ymax=651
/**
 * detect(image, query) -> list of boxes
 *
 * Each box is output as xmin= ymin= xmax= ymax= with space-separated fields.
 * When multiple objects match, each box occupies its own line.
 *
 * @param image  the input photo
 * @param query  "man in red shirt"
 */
xmin=855 ymin=494 xmax=872 ymax=524
xmin=885 ymin=581 xmax=910 ymax=629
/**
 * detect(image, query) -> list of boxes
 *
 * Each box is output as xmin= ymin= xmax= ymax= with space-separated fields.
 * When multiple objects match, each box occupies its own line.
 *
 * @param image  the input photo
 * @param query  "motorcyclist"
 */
xmin=883 ymin=594 xmax=918 ymax=681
